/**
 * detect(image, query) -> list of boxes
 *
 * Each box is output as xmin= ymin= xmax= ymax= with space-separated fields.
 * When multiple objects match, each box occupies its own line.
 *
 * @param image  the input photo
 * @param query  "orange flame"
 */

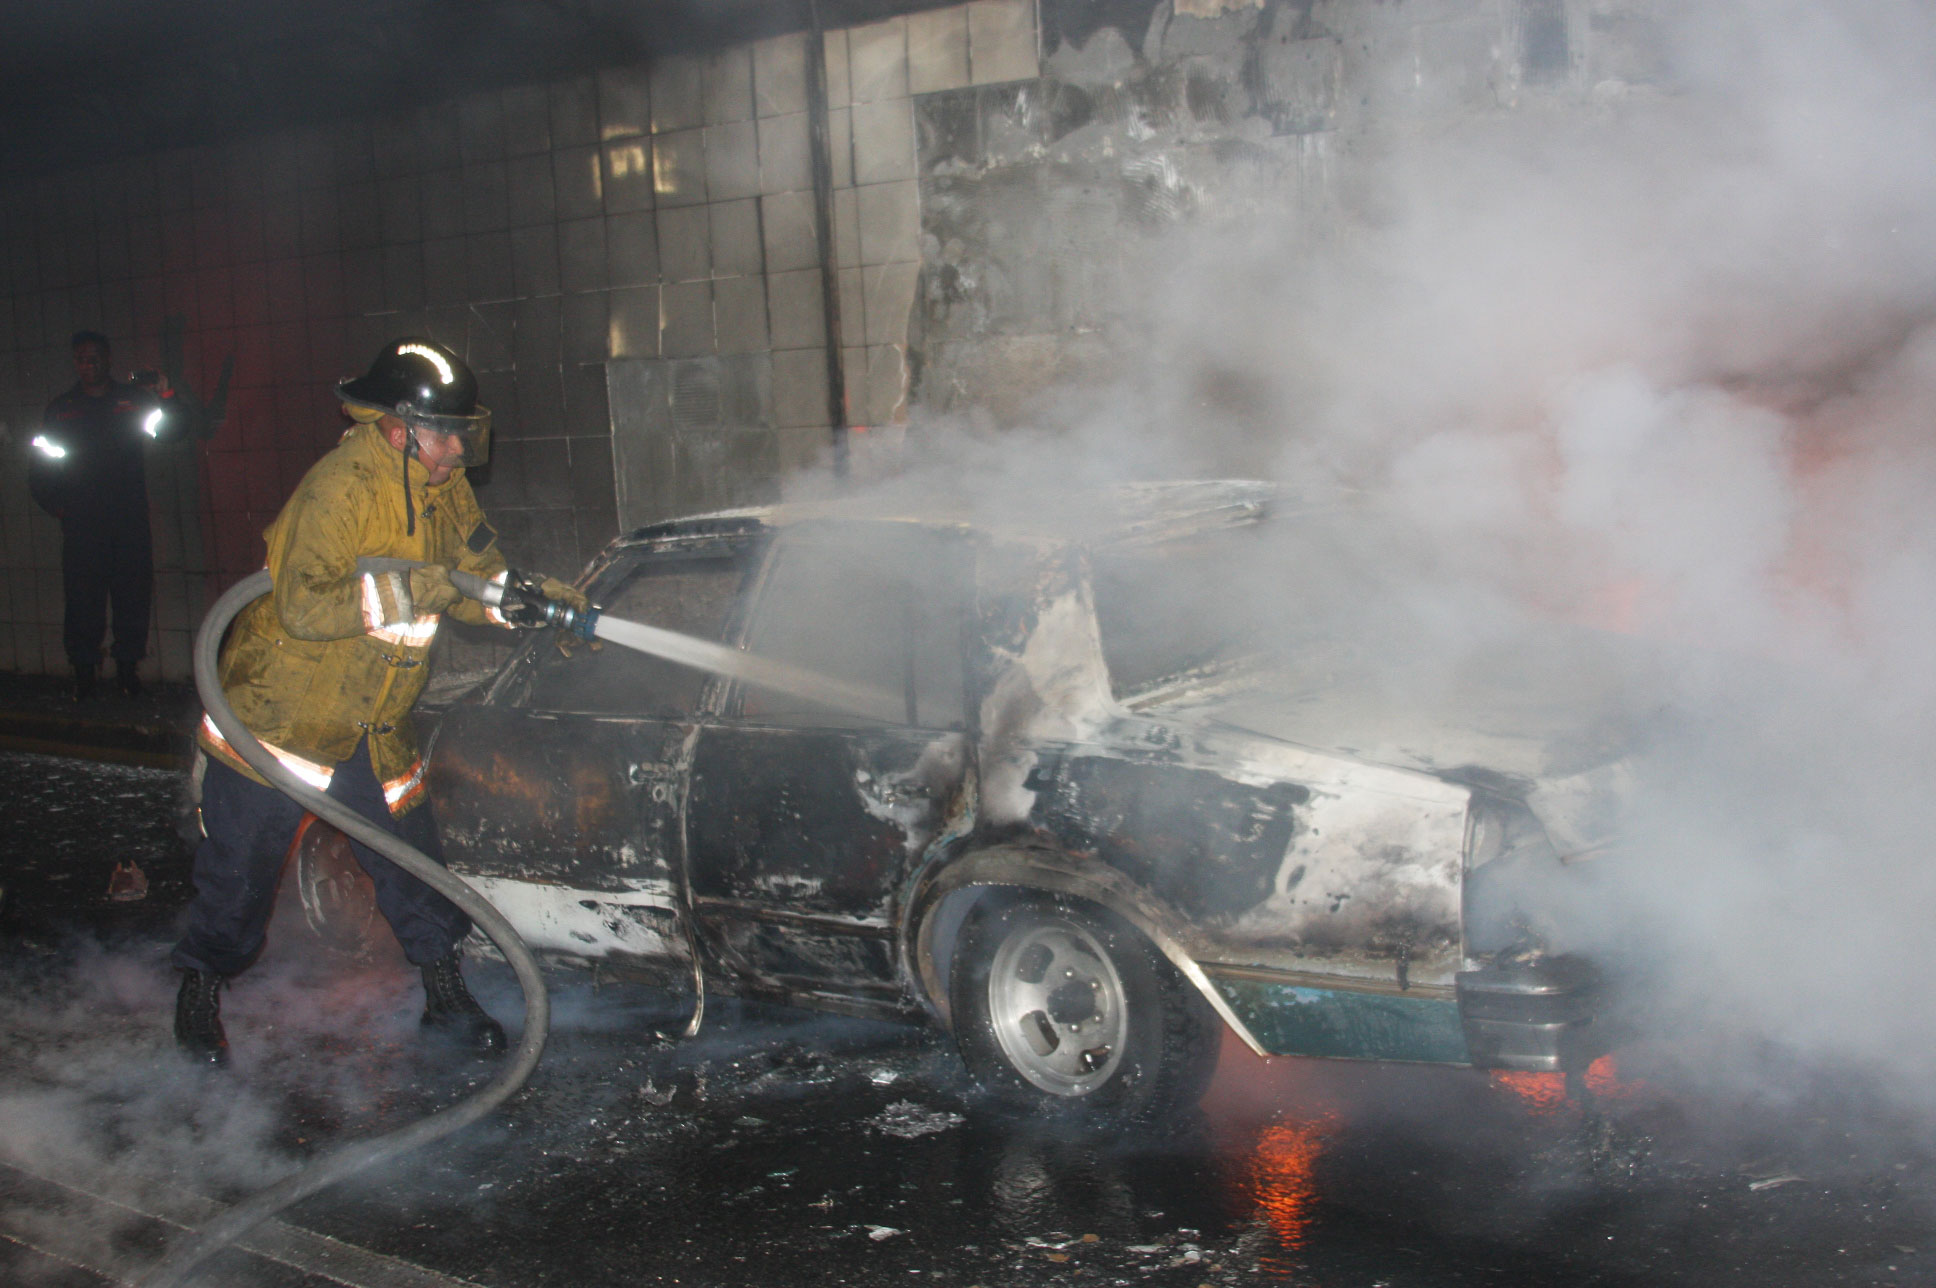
xmin=1489 ymin=1055 xmax=1640 ymax=1114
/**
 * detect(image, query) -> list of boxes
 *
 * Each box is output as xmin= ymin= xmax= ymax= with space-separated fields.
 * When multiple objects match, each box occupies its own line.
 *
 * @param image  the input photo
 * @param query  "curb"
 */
xmin=0 ymin=710 xmax=191 ymax=770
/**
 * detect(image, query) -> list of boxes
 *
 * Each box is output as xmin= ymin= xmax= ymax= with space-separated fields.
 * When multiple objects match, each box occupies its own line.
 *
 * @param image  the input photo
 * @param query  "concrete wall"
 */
xmin=915 ymin=0 xmax=1669 ymax=437
xmin=0 ymin=0 xmax=1666 ymax=684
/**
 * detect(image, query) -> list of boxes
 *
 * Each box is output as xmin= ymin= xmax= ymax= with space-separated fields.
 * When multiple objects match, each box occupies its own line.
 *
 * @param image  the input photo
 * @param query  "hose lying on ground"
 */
xmin=140 ymin=569 xmax=551 ymax=1288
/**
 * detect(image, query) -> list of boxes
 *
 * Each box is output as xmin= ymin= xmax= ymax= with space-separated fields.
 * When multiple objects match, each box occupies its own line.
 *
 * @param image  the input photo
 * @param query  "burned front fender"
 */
xmin=904 ymin=843 xmax=1276 ymax=1056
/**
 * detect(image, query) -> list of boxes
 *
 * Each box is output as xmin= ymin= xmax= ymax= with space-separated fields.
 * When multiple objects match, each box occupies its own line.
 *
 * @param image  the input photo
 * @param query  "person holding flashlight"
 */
xmin=28 ymin=330 xmax=178 ymax=699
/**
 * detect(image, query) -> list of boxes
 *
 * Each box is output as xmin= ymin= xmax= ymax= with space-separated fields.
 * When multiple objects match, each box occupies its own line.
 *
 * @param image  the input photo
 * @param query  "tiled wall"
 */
xmin=0 ymin=0 xmax=1042 ymax=683
xmin=608 ymin=1 xmax=1040 ymax=528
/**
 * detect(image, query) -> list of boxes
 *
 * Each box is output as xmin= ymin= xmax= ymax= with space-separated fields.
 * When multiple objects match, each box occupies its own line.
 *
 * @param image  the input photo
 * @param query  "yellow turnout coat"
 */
xmin=197 ymin=421 xmax=510 ymax=814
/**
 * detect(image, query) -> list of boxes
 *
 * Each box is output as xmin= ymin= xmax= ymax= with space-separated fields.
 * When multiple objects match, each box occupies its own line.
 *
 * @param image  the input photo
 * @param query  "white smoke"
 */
xmin=0 ymin=940 xmax=306 ymax=1195
xmin=828 ymin=0 xmax=1936 ymax=1107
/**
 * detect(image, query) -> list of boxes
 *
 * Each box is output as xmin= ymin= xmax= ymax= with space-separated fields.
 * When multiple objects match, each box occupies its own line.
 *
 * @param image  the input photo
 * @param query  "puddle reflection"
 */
xmin=1248 ymin=1111 xmax=1337 ymax=1267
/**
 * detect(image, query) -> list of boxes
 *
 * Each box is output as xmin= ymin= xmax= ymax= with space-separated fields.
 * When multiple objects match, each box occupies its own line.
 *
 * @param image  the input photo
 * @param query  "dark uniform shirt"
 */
xmin=28 ymin=381 xmax=171 ymax=523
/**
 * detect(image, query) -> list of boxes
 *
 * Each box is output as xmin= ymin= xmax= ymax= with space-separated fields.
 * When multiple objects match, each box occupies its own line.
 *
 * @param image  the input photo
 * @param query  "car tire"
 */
xmin=949 ymin=893 xmax=1220 ymax=1120
xmin=288 ymin=814 xmax=380 ymax=961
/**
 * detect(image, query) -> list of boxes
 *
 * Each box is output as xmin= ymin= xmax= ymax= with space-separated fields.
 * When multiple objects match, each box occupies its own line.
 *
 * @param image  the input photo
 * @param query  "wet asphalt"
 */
xmin=1 ymin=748 xmax=1933 ymax=1288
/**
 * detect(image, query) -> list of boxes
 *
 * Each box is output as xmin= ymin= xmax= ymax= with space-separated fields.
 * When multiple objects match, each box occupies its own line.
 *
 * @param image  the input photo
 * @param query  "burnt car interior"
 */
xmin=733 ymin=523 xmax=969 ymax=730
xmin=1091 ymin=530 xmax=1270 ymax=700
xmin=516 ymin=541 xmax=763 ymax=716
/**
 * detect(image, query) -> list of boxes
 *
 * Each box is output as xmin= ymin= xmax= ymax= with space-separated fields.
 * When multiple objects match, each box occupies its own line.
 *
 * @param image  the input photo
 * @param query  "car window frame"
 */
xmin=484 ymin=525 xmax=770 ymax=718
xmin=714 ymin=519 xmax=975 ymax=734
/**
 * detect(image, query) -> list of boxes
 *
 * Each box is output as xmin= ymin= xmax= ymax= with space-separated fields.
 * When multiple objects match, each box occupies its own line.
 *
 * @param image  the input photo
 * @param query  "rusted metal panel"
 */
xmin=429 ymin=706 xmax=685 ymax=896
xmin=1018 ymin=752 xmax=1305 ymax=921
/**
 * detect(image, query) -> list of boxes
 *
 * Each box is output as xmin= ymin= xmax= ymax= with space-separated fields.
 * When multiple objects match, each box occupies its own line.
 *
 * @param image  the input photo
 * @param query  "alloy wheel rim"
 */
xmin=986 ymin=915 xmax=1128 ymax=1096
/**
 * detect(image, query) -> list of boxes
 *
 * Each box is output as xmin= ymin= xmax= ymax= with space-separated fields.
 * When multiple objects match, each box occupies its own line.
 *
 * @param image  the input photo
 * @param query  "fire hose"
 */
xmin=139 ymin=561 xmax=588 ymax=1288
xmin=142 ymin=547 xmax=898 ymax=1284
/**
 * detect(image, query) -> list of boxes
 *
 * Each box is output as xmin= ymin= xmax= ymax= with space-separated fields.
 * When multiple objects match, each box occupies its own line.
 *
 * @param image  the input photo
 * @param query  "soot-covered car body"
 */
xmin=373 ymin=482 xmax=1624 ymax=1114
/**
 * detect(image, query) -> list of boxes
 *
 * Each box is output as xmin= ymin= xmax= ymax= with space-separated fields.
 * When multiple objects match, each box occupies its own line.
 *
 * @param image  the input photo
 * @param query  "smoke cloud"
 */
xmin=0 ymin=941 xmax=302 ymax=1193
xmin=829 ymin=0 xmax=1936 ymax=1111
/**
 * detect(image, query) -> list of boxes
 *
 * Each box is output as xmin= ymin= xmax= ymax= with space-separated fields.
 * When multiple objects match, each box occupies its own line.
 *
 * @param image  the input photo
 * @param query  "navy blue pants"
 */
xmin=62 ymin=512 xmax=152 ymax=668
xmin=173 ymin=744 xmax=472 ymax=978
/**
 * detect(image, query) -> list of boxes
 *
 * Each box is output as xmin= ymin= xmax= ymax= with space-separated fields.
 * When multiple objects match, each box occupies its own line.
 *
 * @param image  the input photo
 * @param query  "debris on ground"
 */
xmin=867 ymin=1099 xmax=965 ymax=1138
xmin=106 ymin=861 xmax=148 ymax=902
xmin=1749 ymin=1174 xmax=1805 ymax=1192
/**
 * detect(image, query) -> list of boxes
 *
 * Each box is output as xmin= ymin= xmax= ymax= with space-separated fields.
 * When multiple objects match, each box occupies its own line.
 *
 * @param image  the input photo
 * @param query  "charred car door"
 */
xmin=686 ymin=522 xmax=974 ymax=1010
xmin=428 ymin=529 xmax=762 ymax=966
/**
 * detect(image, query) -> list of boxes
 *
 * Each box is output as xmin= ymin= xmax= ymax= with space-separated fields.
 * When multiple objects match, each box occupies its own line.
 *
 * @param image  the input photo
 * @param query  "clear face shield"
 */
xmin=404 ymin=411 xmax=491 ymax=469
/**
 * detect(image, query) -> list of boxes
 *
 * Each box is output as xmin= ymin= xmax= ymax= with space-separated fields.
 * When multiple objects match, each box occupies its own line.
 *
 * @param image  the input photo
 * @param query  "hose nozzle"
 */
xmin=493 ymin=569 xmax=599 ymax=640
xmin=526 ymin=593 xmax=600 ymax=640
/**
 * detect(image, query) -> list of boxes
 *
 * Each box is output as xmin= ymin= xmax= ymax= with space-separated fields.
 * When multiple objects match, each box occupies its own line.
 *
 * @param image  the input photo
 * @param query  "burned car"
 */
xmin=297 ymin=482 xmax=1625 ymax=1117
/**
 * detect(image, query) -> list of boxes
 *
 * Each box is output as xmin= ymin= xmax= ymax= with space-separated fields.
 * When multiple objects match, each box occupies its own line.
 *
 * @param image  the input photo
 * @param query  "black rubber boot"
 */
xmin=174 ymin=969 xmax=229 ymax=1066
xmin=116 ymin=660 xmax=142 ymax=698
xmin=420 ymin=953 xmax=506 ymax=1056
xmin=72 ymin=664 xmax=96 ymax=702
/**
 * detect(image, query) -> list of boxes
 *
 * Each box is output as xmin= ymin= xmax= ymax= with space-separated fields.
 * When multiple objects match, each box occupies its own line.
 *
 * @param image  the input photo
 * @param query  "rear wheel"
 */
xmin=289 ymin=815 xmax=379 ymax=960
xmin=950 ymin=894 xmax=1220 ymax=1120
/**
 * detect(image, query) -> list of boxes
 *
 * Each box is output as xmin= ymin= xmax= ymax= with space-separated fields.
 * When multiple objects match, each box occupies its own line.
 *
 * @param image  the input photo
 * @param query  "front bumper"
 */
xmin=1456 ymin=956 xmax=1601 ymax=1072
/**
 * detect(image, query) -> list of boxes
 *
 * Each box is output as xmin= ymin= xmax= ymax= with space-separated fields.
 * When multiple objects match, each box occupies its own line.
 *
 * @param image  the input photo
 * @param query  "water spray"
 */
xmin=450 ymin=561 xmax=900 ymax=715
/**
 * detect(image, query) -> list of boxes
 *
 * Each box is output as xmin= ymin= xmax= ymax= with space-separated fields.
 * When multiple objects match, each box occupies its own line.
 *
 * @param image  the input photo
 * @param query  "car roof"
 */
xmin=611 ymin=480 xmax=1294 ymax=551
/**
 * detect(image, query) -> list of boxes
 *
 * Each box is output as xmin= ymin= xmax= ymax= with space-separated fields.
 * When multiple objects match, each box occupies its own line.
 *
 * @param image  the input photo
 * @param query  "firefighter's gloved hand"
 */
xmin=497 ymin=578 xmax=552 ymax=628
xmin=408 ymin=564 xmax=463 ymax=615
xmin=539 ymin=577 xmax=589 ymax=613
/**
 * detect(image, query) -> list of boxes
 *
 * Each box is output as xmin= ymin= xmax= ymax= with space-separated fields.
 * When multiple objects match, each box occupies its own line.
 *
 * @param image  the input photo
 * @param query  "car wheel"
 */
xmin=289 ymin=814 xmax=379 ymax=960
xmin=949 ymin=894 xmax=1220 ymax=1119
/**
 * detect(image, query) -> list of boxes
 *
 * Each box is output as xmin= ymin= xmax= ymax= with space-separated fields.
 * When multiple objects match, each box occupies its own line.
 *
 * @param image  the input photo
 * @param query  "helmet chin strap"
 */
xmin=401 ymin=425 xmax=417 ymax=537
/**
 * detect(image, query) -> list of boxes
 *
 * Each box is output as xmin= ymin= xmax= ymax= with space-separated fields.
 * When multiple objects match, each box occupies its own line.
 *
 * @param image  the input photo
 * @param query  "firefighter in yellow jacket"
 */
xmin=173 ymin=338 xmax=586 ymax=1065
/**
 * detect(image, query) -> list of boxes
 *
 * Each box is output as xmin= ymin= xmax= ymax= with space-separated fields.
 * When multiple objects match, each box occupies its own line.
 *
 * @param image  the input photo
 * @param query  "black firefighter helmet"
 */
xmin=335 ymin=337 xmax=491 ymax=467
